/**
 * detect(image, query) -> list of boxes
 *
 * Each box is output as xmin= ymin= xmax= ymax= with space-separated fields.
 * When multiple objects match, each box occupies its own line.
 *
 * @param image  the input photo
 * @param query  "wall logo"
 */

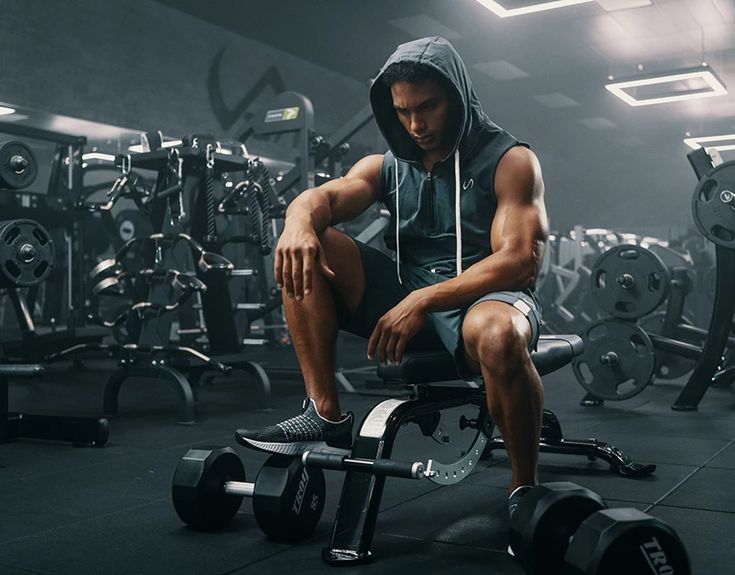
xmin=207 ymin=47 xmax=286 ymax=141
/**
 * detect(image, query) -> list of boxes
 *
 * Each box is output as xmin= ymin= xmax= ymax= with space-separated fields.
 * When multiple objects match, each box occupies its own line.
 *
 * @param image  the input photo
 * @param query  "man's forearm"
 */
xmin=412 ymin=251 xmax=536 ymax=313
xmin=284 ymin=188 xmax=333 ymax=233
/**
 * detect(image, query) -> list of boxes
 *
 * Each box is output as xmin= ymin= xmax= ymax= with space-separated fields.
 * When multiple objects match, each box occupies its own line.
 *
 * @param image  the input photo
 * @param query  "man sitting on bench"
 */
xmin=236 ymin=36 xmax=549 ymax=516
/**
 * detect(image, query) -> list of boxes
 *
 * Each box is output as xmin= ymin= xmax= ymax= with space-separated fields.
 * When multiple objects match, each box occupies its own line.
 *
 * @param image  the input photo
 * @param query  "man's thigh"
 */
xmin=333 ymin=238 xmax=444 ymax=350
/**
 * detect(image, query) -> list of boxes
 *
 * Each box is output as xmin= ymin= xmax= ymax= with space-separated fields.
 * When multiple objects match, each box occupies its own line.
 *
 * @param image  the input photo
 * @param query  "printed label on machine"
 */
xmin=359 ymin=399 xmax=409 ymax=439
xmin=264 ymin=107 xmax=300 ymax=123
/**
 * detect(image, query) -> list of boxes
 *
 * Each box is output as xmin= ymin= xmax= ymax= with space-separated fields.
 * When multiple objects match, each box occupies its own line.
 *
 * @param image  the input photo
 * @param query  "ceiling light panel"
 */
xmin=597 ymin=0 xmax=652 ymax=11
xmin=605 ymin=65 xmax=727 ymax=107
xmin=534 ymin=93 xmax=580 ymax=108
xmin=388 ymin=14 xmax=461 ymax=39
xmin=682 ymin=0 xmax=728 ymax=26
xmin=683 ymin=134 xmax=735 ymax=152
xmin=474 ymin=0 xmax=595 ymax=18
xmin=608 ymin=5 xmax=682 ymax=38
xmin=579 ymin=117 xmax=616 ymax=129
xmin=473 ymin=60 xmax=530 ymax=81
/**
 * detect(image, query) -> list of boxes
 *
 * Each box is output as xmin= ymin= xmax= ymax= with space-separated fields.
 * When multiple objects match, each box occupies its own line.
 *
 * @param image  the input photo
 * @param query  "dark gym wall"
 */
xmin=0 ymin=0 xmax=381 ymax=155
xmin=0 ymin=0 xmax=716 ymax=235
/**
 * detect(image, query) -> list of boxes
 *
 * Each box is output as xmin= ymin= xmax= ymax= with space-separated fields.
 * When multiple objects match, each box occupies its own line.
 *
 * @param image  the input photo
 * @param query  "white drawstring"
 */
xmin=394 ymin=157 xmax=402 ymax=285
xmin=454 ymin=150 xmax=462 ymax=276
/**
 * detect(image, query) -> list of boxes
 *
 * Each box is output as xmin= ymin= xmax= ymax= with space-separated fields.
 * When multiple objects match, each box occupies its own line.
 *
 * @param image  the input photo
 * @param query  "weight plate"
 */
xmin=253 ymin=454 xmax=325 ymax=542
xmin=692 ymin=160 xmax=735 ymax=249
xmin=572 ymin=318 xmax=656 ymax=400
xmin=114 ymin=209 xmax=152 ymax=244
xmin=172 ymin=447 xmax=245 ymax=530
xmin=0 ymin=141 xmax=38 ymax=190
xmin=590 ymin=244 xmax=670 ymax=320
xmin=0 ymin=219 xmax=55 ymax=287
xmin=639 ymin=312 xmax=697 ymax=380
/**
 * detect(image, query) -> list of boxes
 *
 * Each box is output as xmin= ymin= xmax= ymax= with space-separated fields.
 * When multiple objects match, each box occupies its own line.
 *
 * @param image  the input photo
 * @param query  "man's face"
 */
xmin=390 ymin=77 xmax=455 ymax=154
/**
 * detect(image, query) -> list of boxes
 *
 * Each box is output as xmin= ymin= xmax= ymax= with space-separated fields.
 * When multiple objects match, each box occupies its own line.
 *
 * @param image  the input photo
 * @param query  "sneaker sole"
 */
xmin=235 ymin=436 xmax=350 ymax=457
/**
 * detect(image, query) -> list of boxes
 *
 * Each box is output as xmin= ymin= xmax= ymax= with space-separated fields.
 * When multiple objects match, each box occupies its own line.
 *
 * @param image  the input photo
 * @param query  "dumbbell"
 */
xmin=171 ymin=446 xmax=325 ymax=541
xmin=509 ymin=482 xmax=690 ymax=575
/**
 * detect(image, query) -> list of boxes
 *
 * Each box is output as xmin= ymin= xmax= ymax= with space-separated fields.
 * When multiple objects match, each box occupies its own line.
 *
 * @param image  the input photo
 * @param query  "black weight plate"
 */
xmin=572 ymin=319 xmax=655 ymax=400
xmin=114 ymin=209 xmax=152 ymax=243
xmin=639 ymin=312 xmax=697 ymax=380
xmin=0 ymin=141 xmax=38 ymax=190
xmin=172 ymin=447 xmax=245 ymax=530
xmin=590 ymin=244 xmax=670 ymax=320
xmin=692 ymin=160 xmax=735 ymax=249
xmin=564 ymin=508 xmax=691 ymax=575
xmin=0 ymin=219 xmax=55 ymax=287
xmin=253 ymin=454 xmax=325 ymax=542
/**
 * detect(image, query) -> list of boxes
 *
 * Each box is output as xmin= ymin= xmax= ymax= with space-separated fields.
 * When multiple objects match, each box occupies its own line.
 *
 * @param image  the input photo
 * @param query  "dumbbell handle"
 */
xmin=302 ymin=451 xmax=426 ymax=479
xmin=223 ymin=480 xmax=255 ymax=498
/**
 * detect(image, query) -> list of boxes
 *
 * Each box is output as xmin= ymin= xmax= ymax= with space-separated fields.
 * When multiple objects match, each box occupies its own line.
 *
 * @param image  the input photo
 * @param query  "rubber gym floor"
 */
xmin=2 ymin=333 xmax=733 ymax=574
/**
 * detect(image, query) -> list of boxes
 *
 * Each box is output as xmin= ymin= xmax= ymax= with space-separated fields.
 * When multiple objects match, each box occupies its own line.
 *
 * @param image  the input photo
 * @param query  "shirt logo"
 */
xmin=463 ymin=178 xmax=474 ymax=190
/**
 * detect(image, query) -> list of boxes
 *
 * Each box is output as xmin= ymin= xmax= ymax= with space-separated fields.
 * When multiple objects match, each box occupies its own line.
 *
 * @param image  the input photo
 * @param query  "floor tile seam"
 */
xmin=650 ymin=502 xmax=735 ymax=516
xmin=0 ymin=563 xmax=55 ymax=575
xmin=379 ymin=530 xmax=505 ymax=553
xmin=644 ymin=437 xmax=735 ymax=513
xmin=0 ymin=499 xmax=161 ymax=548
xmin=378 ymin=484 xmax=448 ymax=514
xmin=214 ymin=546 xmax=299 ymax=575
xmin=379 ymin=483 xmax=508 ymax=515
xmin=0 ymin=435 xmax=242 ymax=483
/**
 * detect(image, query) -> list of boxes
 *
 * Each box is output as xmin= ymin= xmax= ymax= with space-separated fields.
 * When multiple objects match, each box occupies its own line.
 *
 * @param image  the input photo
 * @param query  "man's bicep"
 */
xmin=327 ymin=154 xmax=384 ymax=223
xmin=490 ymin=147 xmax=548 ymax=254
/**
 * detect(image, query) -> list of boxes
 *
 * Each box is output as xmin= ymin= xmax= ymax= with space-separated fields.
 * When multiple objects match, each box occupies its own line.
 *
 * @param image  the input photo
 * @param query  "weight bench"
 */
xmin=322 ymin=333 xmax=655 ymax=564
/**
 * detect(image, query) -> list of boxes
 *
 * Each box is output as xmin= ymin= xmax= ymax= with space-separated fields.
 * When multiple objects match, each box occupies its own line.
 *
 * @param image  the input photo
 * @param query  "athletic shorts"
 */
xmin=334 ymin=239 xmax=543 ymax=379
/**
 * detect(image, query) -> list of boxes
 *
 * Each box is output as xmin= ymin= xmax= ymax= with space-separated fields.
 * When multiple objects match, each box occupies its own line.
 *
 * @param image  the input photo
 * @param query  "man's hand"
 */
xmin=274 ymin=220 xmax=335 ymax=300
xmin=367 ymin=292 xmax=427 ymax=364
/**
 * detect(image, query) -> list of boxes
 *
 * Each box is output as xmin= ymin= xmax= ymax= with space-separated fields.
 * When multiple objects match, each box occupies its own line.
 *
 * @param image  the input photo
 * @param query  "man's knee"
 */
xmin=316 ymin=227 xmax=364 ymax=312
xmin=462 ymin=303 xmax=531 ymax=370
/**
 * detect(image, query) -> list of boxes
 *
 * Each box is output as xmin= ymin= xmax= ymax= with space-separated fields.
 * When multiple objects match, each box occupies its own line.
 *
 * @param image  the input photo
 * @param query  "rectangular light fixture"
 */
xmin=683 ymin=134 xmax=735 ymax=152
xmin=0 ymin=106 xmax=16 ymax=116
xmin=605 ymin=65 xmax=727 ymax=107
xmin=474 ymin=0 xmax=594 ymax=17
xmin=82 ymin=152 xmax=116 ymax=162
xmin=128 ymin=139 xmax=183 ymax=153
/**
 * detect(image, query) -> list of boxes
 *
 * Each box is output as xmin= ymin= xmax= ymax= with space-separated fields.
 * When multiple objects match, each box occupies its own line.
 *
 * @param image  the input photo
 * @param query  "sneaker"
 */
xmin=507 ymin=485 xmax=534 ymax=557
xmin=234 ymin=398 xmax=353 ymax=456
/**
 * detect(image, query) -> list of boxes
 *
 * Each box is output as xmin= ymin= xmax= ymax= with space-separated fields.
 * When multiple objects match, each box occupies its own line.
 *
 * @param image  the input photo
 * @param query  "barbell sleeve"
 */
xmin=223 ymin=480 xmax=255 ymax=498
xmin=302 ymin=451 xmax=426 ymax=479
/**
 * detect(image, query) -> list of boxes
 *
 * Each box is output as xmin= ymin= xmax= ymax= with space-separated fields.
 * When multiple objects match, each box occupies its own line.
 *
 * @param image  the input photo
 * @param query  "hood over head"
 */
xmin=370 ymin=36 xmax=496 ymax=164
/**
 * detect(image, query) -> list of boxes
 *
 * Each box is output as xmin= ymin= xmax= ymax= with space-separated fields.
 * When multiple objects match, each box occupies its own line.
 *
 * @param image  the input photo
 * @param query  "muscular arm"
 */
xmin=284 ymin=154 xmax=383 ymax=231
xmin=414 ymin=146 xmax=549 ymax=312
xmin=276 ymin=154 xmax=383 ymax=298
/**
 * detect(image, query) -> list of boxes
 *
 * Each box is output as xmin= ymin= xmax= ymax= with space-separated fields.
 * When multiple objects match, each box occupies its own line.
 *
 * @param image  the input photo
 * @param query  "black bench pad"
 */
xmin=377 ymin=334 xmax=583 ymax=384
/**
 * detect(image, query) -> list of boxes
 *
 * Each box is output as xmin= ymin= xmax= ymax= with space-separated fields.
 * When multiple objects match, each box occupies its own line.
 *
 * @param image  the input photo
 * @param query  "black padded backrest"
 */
xmin=377 ymin=334 xmax=583 ymax=384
